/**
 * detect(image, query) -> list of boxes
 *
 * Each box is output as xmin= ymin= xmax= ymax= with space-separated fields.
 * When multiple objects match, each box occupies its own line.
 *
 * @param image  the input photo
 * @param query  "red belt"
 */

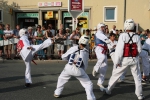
xmin=97 ymin=44 xmax=108 ymax=54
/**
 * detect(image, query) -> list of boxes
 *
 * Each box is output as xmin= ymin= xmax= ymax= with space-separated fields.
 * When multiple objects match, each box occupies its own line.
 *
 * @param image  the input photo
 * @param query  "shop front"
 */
xmin=16 ymin=13 xmax=39 ymax=28
xmin=42 ymin=11 xmax=58 ymax=30
xmin=62 ymin=12 xmax=89 ymax=33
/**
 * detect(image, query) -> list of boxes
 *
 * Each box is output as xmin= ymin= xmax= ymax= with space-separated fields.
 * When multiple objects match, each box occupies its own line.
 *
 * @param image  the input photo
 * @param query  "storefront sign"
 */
xmin=63 ymin=12 xmax=88 ymax=18
xmin=38 ymin=2 xmax=62 ymax=7
xmin=47 ymin=11 xmax=53 ymax=18
xmin=25 ymin=19 xmax=34 ymax=22
xmin=71 ymin=0 xmax=83 ymax=11
xmin=17 ymin=13 xmax=39 ymax=19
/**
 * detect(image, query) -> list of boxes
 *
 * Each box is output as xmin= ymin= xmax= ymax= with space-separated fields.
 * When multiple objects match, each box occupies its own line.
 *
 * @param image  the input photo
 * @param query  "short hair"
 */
xmin=5 ymin=24 xmax=10 ymax=27
xmin=28 ymin=26 xmax=33 ymax=30
xmin=147 ymin=32 xmax=150 ymax=35
xmin=109 ymin=33 xmax=116 ymax=37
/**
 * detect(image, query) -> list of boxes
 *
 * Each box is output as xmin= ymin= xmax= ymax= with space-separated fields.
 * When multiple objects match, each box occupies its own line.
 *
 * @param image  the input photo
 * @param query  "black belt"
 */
xmin=110 ymin=49 xmax=115 ymax=54
xmin=142 ymin=49 xmax=149 ymax=54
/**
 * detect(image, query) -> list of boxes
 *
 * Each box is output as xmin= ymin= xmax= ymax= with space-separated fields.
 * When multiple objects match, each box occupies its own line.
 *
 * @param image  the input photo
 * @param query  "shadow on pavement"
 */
xmin=0 ymin=80 xmax=57 ymax=93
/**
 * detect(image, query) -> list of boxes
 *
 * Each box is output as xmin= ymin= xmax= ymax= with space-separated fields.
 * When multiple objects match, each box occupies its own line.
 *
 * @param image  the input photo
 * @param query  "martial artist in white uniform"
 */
xmin=139 ymin=33 xmax=150 ymax=82
xmin=104 ymin=19 xmax=144 ymax=100
xmin=54 ymin=35 xmax=96 ymax=100
xmin=108 ymin=33 xmax=126 ymax=82
xmin=17 ymin=29 xmax=52 ymax=87
xmin=92 ymin=23 xmax=110 ymax=91
xmin=107 ymin=33 xmax=117 ymax=63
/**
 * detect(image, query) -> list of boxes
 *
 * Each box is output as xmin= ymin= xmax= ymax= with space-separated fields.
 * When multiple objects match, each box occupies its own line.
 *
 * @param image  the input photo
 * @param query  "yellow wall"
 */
xmin=1 ymin=0 xmax=150 ymax=31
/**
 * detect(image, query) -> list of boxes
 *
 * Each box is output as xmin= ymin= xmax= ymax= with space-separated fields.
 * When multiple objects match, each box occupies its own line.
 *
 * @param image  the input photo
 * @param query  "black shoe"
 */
xmin=25 ymin=83 xmax=31 ymax=87
xmin=142 ymin=78 xmax=149 ymax=84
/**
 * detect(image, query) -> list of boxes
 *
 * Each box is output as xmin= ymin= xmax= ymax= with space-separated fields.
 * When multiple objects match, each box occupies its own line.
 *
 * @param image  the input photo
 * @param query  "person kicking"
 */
xmin=54 ymin=35 xmax=96 ymax=100
xmin=17 ymin=28 xmax=52 ymax=87
xmin=92 ymin=23 xmax=110 ymax=91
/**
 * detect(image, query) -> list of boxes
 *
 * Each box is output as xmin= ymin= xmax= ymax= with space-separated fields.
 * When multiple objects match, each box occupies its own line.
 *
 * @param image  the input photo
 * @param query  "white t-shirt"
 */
xmin=4 ymin=30 xmax=13 ymax=36
xmin=111 ymin=29 xmax=116 ymax=34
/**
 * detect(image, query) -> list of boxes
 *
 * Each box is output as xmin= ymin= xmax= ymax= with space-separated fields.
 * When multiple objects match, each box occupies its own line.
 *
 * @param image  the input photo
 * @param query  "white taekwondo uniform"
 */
xmin=107 ymin=39 xmax=117 ymax=63
xmin=18 ymin=35 xmax=52 ymax=83
xmin=139 ymin=38 xmax=150 ymax=76
xmin=54 ymin=45 xmax=96 ymax=100
xmin=105 ymin=32 xmax=143 ymax=99
xmin=93 ymin=30 xmax=109 ymax=87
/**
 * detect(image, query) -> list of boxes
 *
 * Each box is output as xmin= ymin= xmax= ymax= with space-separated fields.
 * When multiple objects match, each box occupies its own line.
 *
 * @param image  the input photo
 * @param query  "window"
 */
xmin=0 ymin=9 xmax=3 ymax=22
xmin=104 ymin=6 xmax=117 ymax=22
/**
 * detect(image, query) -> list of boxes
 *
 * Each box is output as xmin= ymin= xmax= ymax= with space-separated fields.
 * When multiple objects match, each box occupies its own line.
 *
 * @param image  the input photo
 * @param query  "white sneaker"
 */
xmin=97 ymin=83 xmax=105 ymax=91
xmin=138 ymin=95 xmax=145 ymax=100
xmin=103 ymin=88 xmax=111 ymax=95
xmin=54 ymin=94 xmax=60 ymax=98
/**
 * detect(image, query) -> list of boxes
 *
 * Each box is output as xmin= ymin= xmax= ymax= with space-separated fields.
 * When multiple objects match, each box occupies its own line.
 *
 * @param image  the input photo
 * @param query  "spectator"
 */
xmin=105 ymin=28 xmax=110 ymax=38
xmin=140 ymin=30 xmax=148 ymax=45
xmin=27 ymin=26 xmax=34 ymax=44
xmin=42 ymin=25 xmax=47 ymax=36
xmin=48 ymin=24 xmax=55 ymax=36
xmin=42 ymin=25 xmax=47 ymax=59
xmin=65 ymin=28 xmax=70 ymax=39
xmin=119 ymin=29 xmax=123 ymax=34
xmin=115 ymin=29 xmax=120 ymax=41
xmin=13 ymin=24 xmax=20 ymax=59
xmin=55 ymin=29 xmax=66 ymax=59
xmin=70 ymin=30 xmax=79 ymax=46
xmin=0 ymin=24 xmax=4 ymax=60
xmin=83 ymin=29 xmax=91 ymax=52
xmin=111 ymin=25 xmax=116 ymax=34
xmin=137 ymin=30 xmax=142 ymax=36
xmin=90 ymin=34 xmax=95 ymax=59
xmin=3 ymin=24 xmax=14 ymax=60
xmin=34 ymin=25 xmax=45 ymax=60
xmin=105 ymin=25 xmax=109 ymax=32
xmin=45 ymin=26 xmax=54 ymax=60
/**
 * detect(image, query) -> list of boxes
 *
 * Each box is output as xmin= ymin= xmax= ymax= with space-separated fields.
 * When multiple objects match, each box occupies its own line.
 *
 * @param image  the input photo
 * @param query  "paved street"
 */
xmin=0 ymin=60 xmax=150 ymax=100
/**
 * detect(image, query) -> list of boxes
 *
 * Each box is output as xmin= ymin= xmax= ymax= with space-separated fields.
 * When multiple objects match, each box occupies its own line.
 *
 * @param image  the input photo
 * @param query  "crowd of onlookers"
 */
xmin=0 ymin=23 xmax=149 ymax=60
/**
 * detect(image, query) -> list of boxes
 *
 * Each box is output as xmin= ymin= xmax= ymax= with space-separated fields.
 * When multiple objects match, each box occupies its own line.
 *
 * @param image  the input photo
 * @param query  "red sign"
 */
xmin=71 ymin=0 xmax=82 ymax=11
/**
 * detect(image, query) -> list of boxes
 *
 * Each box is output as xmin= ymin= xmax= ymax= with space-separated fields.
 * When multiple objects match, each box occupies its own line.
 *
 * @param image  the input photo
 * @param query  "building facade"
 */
xmin=0 ymin=0 xmax=150 ymax=32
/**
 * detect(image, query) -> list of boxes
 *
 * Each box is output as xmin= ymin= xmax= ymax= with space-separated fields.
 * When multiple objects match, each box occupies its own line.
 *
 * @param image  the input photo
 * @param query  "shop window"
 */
xmin=0 ymin=9 xmax=3 ymax=22
xmin=104 ymin=6 xmax=117 ymax=22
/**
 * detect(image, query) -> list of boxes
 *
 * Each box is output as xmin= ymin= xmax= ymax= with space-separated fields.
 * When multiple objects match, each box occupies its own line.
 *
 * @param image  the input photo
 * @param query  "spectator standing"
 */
xmin=45 ymin=26 xmax=54 ymax=60
xmin=140 ymin=30 xmax=148 ymax=45
xmin=34 ymin=25 xmax=45 ymax=60
xmin=55 ymin=29 xmax=66 ymax=59
xmin=115 ymin=29 xmax=120 ymax=41
xmin=70 ymin=28 xmax=81 ymax=46
xmin=13 ymin=24 xmax=20 ymax=59
xmin=111 ymin=25 xmax=116 ymax=34
xmin=90 ymin=34 xmax=95 ymax=59
xmin=3 ymin=24 xmax=14 ymax=60
xmin=48 ymin=24 xmax=55 ymax=36
xmin=0 ymin=24 xmax=4 ymax=60
xmin=48 ymin=24 xmax=55 ymax=59
xmin=42 ymin=25 xmax=47 ymax=59
xmin=27 ymin=27 xmax=34 ymax=45
xmin=105 ymin=28 xmax=110 ymax=38
xmin=137 ymin=30 xmax=142 ymax=36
